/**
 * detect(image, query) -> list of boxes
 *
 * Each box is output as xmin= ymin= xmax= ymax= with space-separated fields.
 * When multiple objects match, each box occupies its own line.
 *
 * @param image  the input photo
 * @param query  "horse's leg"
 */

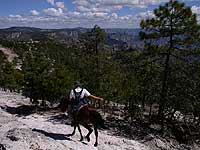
xmin=77 ymin=124 xmax=83 ymax=141
xmin=94 ymin=125 xmax=98 ymax=147
xmin=71 ymin=125 xmax=76 ymax=136
xmin=67 ymin=125 xmax=76 ymax=136
xmin=82 ymin=124 xmax=93 ymax=142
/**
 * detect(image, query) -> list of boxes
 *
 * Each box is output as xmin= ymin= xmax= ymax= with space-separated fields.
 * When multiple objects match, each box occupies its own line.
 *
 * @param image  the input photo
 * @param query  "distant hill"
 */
xmin=0 ymin=27 xmax=143 ymax=49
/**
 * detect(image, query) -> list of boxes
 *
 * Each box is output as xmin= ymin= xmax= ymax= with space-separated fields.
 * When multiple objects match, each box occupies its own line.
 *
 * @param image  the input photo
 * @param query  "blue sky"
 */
xmin=0 ymin=0 xmax=200 ymax=29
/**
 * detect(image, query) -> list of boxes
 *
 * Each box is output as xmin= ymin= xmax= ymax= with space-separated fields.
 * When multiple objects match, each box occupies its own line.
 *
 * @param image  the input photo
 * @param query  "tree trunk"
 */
xmin=158 ymin=14 xmax=173 ymax=121
xmin=149 ymin=103 xmax=153 ymax=121
xmin=142 ymin=93 xmax=146 ymax=112
xmin=158 ymin=52 xmax=170 ymax=119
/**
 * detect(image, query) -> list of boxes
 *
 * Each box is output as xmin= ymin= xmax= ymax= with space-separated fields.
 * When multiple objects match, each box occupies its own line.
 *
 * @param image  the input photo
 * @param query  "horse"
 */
xmin=59 ymin=96 xmax=107 ymax=147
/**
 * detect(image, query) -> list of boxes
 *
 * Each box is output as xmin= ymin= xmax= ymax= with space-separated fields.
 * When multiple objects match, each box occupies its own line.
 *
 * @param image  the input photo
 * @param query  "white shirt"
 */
xmin=69 ymin=87 xmax=91 ymax=100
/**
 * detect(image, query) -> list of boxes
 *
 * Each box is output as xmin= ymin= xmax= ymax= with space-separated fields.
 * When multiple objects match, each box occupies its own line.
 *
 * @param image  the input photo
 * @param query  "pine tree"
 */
xmin=21 ymin=50 xmax=53 ymax=103
xmin=140 ymin=0 xmax=200 ymax=118
xmin=80 ymin=25 xmax=106 ymax=94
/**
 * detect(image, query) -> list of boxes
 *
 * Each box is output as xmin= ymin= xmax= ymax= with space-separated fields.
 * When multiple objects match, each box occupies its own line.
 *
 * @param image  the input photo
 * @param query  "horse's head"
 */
xmin=59 ymin=96 xmax=70 ymax=112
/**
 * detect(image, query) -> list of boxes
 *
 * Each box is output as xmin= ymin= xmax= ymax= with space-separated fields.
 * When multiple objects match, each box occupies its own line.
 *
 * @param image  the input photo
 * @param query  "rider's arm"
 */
xmin=83 ymin=88 xmax=104 ymax=101
xmin=88 ymin=95 xmax=104 ymax=101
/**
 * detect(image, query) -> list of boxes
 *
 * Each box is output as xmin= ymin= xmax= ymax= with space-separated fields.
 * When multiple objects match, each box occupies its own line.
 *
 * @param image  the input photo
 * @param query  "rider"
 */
xmin=69 ymin=81 xmax=103 ymax=121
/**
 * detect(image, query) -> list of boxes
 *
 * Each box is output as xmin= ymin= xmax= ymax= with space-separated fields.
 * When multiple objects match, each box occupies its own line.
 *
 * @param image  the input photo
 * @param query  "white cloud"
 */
xmin=120 ymin=15 xmax=132 ymax=21
xmin=1 ymin=9 xmax=157 ymax=29
xmin=55 ymin=2 xmax=65 ymax=9
xmin=72 ymin=0 xmax=169 ymax=12
xmin=73 ymin=0 xmax=89 ymax=6
xmin=95 ymin=0 xmax=140 ymax=6
xmin=76 ymin=6 xmax=90 ymax=12
xmin=92 ymin=12 xmax=108 ymax=17
xmin=47 ymin=0 xmax=54 ymax=6
xmin=191 ymin=6 xmax=200 ymax=15
xmin=77 ymin=6 xmax=113 ymax=12
xmin=71 ymin=0 xmax=200 ymax=14
xmin=191 ymin=5 xmax=200 ymax=22
xmin=9 ymin=15 xmax=22 ymax=18
xmin=43 ymin=8 xmax=63 ymax=16
xmin=111 ymin=13 xmax=118 ymax=19
xmin=2 ymin=0 xmax=200 ymax=29
xmin=135 ymin=10 xmax=154 ymax=18
xmin=30 ymin=10 xmax=40 ymax=16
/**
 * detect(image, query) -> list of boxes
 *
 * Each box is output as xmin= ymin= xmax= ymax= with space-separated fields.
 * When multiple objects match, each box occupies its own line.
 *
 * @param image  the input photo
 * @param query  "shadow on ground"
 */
xmin=106 ymin=117 xmax=152 ymax=141
xmin=0 ymin=143 xmax=6 ymax=150
xmin=47 ymin=114 xmax=71 ymax=125
xmin=0 ymin=105 xmax=60 ymax=117
xmin=0 ymin=105 xmax=37 ymax=116
xmin=32 ymin=128 xmax=73 ymax=141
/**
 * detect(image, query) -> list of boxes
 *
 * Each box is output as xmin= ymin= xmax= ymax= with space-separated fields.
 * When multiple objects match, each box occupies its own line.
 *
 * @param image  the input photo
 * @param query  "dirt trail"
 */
xmin=0 ymin=91 xmax=150 ymax=150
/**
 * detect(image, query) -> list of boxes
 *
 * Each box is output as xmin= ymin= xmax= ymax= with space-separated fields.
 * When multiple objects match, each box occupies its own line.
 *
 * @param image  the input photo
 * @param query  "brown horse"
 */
xmin=59 ymin=97 xmax=107 ymax=147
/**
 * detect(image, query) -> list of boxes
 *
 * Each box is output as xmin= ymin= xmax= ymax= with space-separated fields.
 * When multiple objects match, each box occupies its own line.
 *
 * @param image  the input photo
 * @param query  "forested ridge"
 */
xmin=0 ymin=0 xmax=200 ymax=147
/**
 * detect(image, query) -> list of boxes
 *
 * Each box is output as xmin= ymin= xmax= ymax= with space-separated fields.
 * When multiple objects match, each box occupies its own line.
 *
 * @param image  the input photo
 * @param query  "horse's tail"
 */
xmin=90 ymin=109 xmax=109 ymax=129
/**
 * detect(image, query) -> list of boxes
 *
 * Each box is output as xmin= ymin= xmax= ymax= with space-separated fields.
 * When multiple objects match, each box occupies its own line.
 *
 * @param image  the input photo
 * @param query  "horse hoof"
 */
xmin=86 ymin=136 xmax=90 ymax=142
xmin=94 ymin=143 xmax=98 ymax=147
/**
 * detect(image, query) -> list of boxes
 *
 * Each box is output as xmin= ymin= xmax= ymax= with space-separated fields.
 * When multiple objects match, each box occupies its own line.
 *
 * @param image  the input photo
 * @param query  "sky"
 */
xmin=0 ymin=0 xmax=200 ymax=29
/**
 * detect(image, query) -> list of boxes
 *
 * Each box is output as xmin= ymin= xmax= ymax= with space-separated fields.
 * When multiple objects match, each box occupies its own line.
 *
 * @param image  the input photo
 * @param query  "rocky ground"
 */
xmin=0 ymin=90 xmax=150 ymax=150
xmin=0 ymin=90 xmax=199 ymax=150
xmin=0 ymin=47 xmax=18 ymax=62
